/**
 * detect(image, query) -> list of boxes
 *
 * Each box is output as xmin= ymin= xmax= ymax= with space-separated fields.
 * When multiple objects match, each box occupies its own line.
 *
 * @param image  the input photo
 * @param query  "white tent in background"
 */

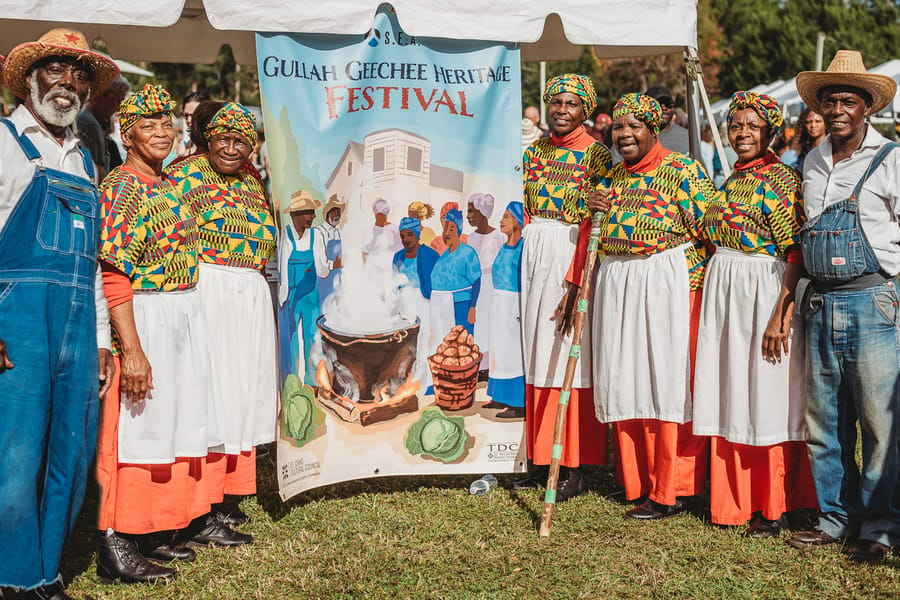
xmin=0 ymin=0 xmax=717 ymax=159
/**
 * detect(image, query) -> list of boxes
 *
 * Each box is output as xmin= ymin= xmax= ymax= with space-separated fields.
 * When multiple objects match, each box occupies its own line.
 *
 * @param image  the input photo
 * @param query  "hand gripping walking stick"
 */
xmin=539 ymin=209 xmax=604 ymax=538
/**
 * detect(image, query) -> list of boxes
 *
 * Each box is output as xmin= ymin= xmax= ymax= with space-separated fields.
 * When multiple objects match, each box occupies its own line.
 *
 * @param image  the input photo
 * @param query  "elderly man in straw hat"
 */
xmin=785 ymin=50 xmax=900 ymax=563
xmin=278 ymin=190 xmax=325 ymax=385
xmin=0 ymin=29 xmax=118 ymax=599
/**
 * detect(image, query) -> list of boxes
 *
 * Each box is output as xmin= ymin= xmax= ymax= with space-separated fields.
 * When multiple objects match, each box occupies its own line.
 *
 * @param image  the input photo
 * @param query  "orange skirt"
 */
xmin=611 ymin=290 xmax=708 ymax=505
xmin=709 ymin=437 xmax=817 ymax=525
xmin=96 ymin=357 xmax=211 ymax=534
xmin=614 ymin=419 xmax=709 ymax=505
xmin=206 ymin=449 xmax=257 ymax=504
xmin=525 ymin=385 xmax=608 ymax=467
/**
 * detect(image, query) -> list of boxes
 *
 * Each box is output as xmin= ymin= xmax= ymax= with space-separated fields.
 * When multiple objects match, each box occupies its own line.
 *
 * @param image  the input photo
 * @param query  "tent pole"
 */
xmin=684 ymin=48 xmax=702 ymax=161
xmin=685 ymin=47 xmax=731 ymax=180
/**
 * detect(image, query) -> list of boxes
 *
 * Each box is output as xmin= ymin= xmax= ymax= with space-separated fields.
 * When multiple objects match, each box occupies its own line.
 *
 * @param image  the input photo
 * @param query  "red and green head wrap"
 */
xmin=612 ymin=93 xmax=663 ymax=136
xmin=726 ymin=91 xmax=783 ymax=139
xmin=118 ymin=84 xmax=174 ymax=134
xmin=205 ymin=102 xmax=258 ymax=146
xmin=543 ymin=73 xmax=597 ymax=117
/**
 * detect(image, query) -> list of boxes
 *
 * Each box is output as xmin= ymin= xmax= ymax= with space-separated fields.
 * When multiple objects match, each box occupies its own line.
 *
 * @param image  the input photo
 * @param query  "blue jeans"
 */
xmin=0 ymin=121 xmax=100 ymax=589
xmin=804 ymin=281 xmax=900 ymax=546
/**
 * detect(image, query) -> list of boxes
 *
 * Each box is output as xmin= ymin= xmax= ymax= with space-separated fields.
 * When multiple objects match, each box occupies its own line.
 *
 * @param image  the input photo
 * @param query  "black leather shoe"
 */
xmin=481 ymin=401 xmax=506 ymax=410
xmin=96 ymin=532 xmax=176 ymax=584
xmin=744 ymin=514 xmax=788 ymax=538
xmin=844 ymin=539 xmax=892 ymax=563
xmin=146 ymin=543 xmax=196 ymax=563
xmin=555 ymin=468 xmax=586 ymax=503
xmin=191 ymin=515 xmax=253 ymax=547
xmin=496 ymin=407 xmax=525 ymax=419
xmin=215 ymin=507 xmax=250 ymax=528
xmin=786 ymin=528 xmax=839 ymax=549
xmin=625 ymin=499 xmax=685 ymax=520
xmin=22 ymin=582 xmax=72 ymax=600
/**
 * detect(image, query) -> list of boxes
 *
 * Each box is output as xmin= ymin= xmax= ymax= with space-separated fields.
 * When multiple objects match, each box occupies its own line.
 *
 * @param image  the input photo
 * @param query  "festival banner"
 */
xmin=257 ymin=6 xmax=524 ymax=500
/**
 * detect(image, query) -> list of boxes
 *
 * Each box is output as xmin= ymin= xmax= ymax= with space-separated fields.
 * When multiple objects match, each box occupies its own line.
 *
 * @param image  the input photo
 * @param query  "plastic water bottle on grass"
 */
xmin=468 ymin=474 xmax=499 ymax=495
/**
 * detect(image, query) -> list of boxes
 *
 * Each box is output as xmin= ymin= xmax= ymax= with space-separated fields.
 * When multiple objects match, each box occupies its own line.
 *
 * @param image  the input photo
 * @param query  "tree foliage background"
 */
xmin=521 ymin=0 xmax=900 ymax=116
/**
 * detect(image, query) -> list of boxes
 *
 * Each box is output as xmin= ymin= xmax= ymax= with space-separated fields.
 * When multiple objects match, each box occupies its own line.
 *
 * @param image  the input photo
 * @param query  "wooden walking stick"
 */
xmin=539 ymin=209 xmax=604 ymax=538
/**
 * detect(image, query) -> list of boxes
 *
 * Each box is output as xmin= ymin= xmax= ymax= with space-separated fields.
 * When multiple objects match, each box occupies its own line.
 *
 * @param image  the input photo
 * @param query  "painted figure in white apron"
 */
xmin=483 ymin=201 xmax=525 ymax=419
xmin=466 ymin=192 xmax=505 ymax=374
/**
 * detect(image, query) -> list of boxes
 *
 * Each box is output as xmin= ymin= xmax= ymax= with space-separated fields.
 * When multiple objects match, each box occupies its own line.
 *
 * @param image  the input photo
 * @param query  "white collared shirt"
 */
xmin=802 ymin=124 xmax=900 ymax=276
xmin=0 ymin=105 xmax=111 ymax=349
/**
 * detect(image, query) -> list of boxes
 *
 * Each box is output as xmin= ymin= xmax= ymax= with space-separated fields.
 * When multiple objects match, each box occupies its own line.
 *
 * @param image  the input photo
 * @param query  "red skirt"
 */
xmin=96 ymin=357 xmax=211 ymax=533
xmin=525 ymin=385 xmax=608 ymax=467
xmin=206 ymin=449 xmax=257 ymax=504
xmin=709 ymin=437 xmax=817 ymax=525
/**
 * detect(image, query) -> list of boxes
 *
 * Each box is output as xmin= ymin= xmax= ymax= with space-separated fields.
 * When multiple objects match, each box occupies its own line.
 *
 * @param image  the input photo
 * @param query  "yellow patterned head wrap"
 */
xmin=612 ymin=92 xmax=663 ymax=136
xmin=118 ymin=84 xmax=174 ymax=134
xmin=543 ymin=73 xmax=597 ymax=117
xmin=726 ymin=91 xmax=783 ymax=139
xmin=205 ymin=102 xmax=258 ymax=146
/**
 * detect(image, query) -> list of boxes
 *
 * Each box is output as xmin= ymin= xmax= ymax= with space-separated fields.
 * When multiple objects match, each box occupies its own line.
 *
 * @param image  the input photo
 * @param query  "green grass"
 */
xmin=63 ymin=451 xmax=900 ymax=600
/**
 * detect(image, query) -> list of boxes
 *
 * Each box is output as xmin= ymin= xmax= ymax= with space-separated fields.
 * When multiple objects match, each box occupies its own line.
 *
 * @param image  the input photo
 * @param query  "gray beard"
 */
xmin=30 ymin=77 xmax=85 ymax=128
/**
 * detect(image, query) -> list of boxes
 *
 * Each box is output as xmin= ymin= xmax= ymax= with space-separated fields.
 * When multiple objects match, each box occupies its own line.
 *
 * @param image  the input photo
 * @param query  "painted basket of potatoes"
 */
xmin=428 ymin=325 xmax=482 ymax=411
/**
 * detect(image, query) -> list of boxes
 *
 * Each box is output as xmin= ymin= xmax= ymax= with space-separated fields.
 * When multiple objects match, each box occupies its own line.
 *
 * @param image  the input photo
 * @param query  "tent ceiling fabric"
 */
xmin=0 ymin=0 xmax=696 ymax=63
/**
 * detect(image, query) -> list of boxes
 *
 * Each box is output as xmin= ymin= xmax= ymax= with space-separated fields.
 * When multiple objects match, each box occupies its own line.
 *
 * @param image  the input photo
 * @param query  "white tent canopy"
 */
xmin=0 ymin=0 xmax=697 ymax=63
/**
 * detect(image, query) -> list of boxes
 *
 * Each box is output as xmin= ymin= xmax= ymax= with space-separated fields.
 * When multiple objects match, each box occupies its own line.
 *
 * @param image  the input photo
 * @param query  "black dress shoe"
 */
xmin=496 ymin=407 xmax=525 ymax=419
xmin=191 ymin=514 xmax=253 ymax=547
xmin=786 ymin=528 xmax=839 ymax=549
xmin=96 ymin=532 xmax=176 ymax=584
xmin=146 ymin=543 xmax=196 ymax=563
xmin=843 ymin=539 xmax=892 ymax=563
xmin=215 ymin=507 xmax=250 ymax=527
xmin=555 ymin=468 xmax=586 ymax=503
xmin=22 ymin=582 xmax=72 ymax=600
xmin=744 ymin=514 xmax=788 ymax=538
xmin=625 ymin=499 xmax=685 ymax=520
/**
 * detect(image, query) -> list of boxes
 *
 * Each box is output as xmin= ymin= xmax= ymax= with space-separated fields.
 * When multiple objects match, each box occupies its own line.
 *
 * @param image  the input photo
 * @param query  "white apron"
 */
xmin=692 ymin=248 xmax=807 ymax=445
xmin=520 ymin=218 xmax=593 ymax=389
xmin=488 ymin=289 xmax=524 ymax=379
xmin=414 ymin=292 xmax=433 ymax=390
xmin=469 ymin=230 xmax=505 ymax=370
xmin=593 ymin=242 xmax=693 ymax=423
xmin=117 ymin=288 xmax=214 ymax=464
xmin=198 ymin=262 xmax=278 ymax=454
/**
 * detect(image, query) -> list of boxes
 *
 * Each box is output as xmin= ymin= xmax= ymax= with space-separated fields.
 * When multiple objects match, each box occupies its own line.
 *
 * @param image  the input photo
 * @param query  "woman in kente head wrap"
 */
xmin=693 ymin=91 xmax=816 ymax=536
xmin=570 ymin=91 xmax=717 ymax=518
xmin=516 ymin=73 xmax=611 ymax=501
xmin=166 ymin=102 xmax=277 ymax=533
xmin=94 ymin=84 xmax=245 ymax=584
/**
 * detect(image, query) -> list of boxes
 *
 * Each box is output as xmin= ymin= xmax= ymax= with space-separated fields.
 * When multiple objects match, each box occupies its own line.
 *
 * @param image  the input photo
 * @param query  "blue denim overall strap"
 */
xmin=800 ymin=142 xmax=900 ymax=284
xmin=0 ymin=118 xmax=100 ymax=588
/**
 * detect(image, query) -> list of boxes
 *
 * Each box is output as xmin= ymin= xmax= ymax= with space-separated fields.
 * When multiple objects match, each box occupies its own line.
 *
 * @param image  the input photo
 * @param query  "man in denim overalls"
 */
xmin=0 ymin=29 xmax=118 ymax=600
xmin=786 ymin=50 xmax=900 ymax=563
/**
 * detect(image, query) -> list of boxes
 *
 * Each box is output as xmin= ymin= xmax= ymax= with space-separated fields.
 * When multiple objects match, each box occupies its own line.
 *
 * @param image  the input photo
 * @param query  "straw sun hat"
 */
xmin=3 ymin=28 xmax=119 ymax=99
xmin=288 ymin=190 xmax=323 ymax=213
xmin=796 ymin=50 xmax=897 ymax=114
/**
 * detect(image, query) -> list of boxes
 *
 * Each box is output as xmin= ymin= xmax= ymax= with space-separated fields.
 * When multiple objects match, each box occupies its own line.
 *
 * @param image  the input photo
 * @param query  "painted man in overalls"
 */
xmin=0 ymin=29 xmax=118 ymax=600
xmin=277 ymin=190 xmax=323 ymax=386
xmin=786 ymin=50 xmax=900 ymax=564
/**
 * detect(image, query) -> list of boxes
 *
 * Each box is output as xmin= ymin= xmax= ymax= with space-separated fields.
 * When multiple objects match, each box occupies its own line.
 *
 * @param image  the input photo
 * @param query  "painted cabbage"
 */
xmin=405 ymin=408 xmax=468 ymax=463
xmin=282 ymin=374 xmax=325 ymax=447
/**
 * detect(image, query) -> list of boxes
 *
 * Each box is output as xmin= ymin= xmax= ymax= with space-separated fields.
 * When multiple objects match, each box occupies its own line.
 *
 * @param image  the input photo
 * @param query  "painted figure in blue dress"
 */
xmin=316 ymin=195 xmax=344 ymax=308
xmin=278 ymin=190 xmax=323 ymax=385
xmin=393 ymin=217 xmax=440 ymax=390
xmin=428 ymin=208 xmax=481 ymax=355
xmin=483 ymin=202 xmax=526 ymax=419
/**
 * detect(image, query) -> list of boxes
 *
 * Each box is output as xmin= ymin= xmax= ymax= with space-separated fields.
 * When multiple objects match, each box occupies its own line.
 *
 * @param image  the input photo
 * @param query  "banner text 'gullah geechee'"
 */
xmin=261 ymin=57 xmax=512 ymax=120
